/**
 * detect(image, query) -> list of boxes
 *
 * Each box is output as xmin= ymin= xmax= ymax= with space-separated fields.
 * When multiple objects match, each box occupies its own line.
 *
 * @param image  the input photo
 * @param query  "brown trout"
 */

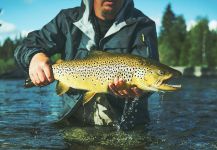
xmin=25 ymin=51 xmax=182 ymax=103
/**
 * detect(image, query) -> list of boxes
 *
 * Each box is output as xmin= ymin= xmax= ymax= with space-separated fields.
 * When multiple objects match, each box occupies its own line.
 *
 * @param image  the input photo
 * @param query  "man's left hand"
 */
xmin=108 ymin=77 xmax=144 ymax=98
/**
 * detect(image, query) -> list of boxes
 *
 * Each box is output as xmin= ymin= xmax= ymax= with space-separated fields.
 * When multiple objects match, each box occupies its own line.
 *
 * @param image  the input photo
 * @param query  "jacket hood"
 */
xmin=74 ymin=0 xmax=134 ymax=50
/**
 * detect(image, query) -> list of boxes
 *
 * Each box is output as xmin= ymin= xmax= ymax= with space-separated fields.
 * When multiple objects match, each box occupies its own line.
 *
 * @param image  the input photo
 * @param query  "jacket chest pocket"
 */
xmin=131 ymin=33 xmax=150 ymax=58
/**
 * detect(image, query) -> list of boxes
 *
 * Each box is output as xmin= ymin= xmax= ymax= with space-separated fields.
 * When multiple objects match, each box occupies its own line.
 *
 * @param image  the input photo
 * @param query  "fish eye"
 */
xmin=158 ymin=70 xmax=165 ymax=75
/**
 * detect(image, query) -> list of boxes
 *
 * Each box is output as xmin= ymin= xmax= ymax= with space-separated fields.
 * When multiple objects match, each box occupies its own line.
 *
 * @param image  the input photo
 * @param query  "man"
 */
xmin=14 ymin=0 xmax=159 ymax=129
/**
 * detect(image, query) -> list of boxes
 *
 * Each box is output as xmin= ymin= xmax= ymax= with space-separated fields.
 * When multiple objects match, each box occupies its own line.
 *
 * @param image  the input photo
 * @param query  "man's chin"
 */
xmin=102 ymin=9 xmax=116 ymax=18
xmin=103 ymin=6 xmax=113 ymax=13
xmin=102 ymin=7 xmax=116 ymax=15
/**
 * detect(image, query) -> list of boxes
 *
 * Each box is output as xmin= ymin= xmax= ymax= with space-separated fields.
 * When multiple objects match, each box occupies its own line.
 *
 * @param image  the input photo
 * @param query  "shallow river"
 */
xmin=0 ymin=77 xmax=217 ymax=149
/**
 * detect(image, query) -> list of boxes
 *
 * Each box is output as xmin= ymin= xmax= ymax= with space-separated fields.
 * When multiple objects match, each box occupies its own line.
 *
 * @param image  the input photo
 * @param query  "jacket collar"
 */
xmin=74 ymin=0 xmax=134 ymax=45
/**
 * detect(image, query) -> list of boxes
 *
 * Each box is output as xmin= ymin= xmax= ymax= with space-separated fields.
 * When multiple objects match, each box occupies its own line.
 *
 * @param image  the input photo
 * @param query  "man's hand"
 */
xmin=29 ymin=53 xmax=54 ymax=86
xmin=108 ymin=77 xmax=144 ymax=98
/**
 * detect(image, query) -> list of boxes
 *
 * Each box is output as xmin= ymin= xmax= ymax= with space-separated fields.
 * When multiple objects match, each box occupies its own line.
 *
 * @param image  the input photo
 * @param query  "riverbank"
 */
xmin=0 ymin=67 xmax=26 ymax=79
xmin=173 ymin=66 xmax=217 ymax=77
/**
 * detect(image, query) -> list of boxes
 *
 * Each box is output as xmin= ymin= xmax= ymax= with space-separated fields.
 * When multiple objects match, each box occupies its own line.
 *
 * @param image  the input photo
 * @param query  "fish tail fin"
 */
xmin=24 ymin=78 xmax=35 ymax=88
xmin=83 ymin=92 xmax=96 ymax=105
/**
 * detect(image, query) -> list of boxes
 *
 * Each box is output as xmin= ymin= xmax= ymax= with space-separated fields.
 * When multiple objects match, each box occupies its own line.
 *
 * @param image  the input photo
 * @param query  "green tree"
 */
xmin=159 ymin=3 xmax=176 ymax=42
xmin=159 ymin=42 xmax=177 ymax=65
xmin=0 ymin=37 xmax=22 ymax=73
xmin=1 ymin=37 xmax=16 ymax=59
xmin=159 ymin=4 xmax=187 ymax=66
xmin=0 ymin=36 xmax=24 ymax=74
xmin=172 ymin=15 xmax=187 ymax=66
xmin=188 ymin=18 xmax=210 ymax=66
xmin=179 ymin=34 xmax=190 ymax=66
xmin=206 ymin=30 xmax=217 ymax=67
xmin=159 ymin=4 xmax=176 ymax=65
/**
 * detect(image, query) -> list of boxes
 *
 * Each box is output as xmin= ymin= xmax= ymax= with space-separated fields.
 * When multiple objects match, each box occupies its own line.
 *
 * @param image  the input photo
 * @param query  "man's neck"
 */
xmin=94 ymin=15 xmax=114 ymax=37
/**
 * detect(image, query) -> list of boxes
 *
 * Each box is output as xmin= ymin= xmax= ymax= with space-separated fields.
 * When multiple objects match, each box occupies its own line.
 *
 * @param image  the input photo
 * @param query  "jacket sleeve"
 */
xmin=146 ymin=22 xmax=159 ymax=61
xmin=14 ymin=10 xmax=66 ymax=72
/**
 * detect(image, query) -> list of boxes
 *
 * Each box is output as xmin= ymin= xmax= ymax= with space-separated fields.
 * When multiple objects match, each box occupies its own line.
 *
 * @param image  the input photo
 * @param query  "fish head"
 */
xmin=137 ymin=60 xmax=182 ymax=92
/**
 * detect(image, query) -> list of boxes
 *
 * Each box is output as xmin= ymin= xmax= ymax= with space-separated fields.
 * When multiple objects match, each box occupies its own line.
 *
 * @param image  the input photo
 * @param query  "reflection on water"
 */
xmin=0 ymin=78 xmax=217 ymax=149
xmin=0 ymin=80 xmax=65 ymax=149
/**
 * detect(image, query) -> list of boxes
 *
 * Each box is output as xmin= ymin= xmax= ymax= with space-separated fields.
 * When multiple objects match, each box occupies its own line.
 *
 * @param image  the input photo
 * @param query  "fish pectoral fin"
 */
xmin=56 ymin=81 xmax=70 ymax=95
xmin=83 ymin=92 xmax=96 ymax=105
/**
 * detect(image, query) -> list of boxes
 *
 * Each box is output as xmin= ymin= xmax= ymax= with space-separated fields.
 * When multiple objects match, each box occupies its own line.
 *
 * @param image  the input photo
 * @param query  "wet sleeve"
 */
xmin=14 ymin=10 xmax=66 ymax=72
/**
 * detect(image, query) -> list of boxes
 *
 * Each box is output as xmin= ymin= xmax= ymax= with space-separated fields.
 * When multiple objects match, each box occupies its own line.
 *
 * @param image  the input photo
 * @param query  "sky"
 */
xmin=0 ymin=0 xmax=217 ymax=43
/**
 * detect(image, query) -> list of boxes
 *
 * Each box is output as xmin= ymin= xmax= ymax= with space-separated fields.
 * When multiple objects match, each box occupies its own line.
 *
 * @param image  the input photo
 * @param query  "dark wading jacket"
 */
xmin=14 ymin=0 xmax=159 ymax=126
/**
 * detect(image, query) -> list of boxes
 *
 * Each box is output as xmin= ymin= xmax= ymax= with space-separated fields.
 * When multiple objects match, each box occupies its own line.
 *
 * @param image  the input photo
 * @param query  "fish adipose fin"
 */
xmin=83 ymin=92 xmax=96 ymax=104
xmin=56 ymin=81 xmax=70 ymax=95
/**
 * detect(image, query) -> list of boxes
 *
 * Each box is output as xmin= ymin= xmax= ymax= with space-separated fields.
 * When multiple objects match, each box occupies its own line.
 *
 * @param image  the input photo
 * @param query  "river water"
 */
xmin=0 ymin=77 xmax=217 ymax=149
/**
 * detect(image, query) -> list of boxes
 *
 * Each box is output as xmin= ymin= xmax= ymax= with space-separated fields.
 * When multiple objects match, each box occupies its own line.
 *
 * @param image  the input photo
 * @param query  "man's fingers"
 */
xmin=109 ymin=83 xmax=125 ymax=97
xmin=28 ymin=53 xmax=53 ymax=87
xmin=30 ymin=73 xmax=41 ymax=86
xmin=114 ymin=78 xmax=126 ymax=89
xmin=109 ymin=78 xmax=128 ymax=97
xmin=118 ymin=78 xmax=125 ymax=87
xmin=117 ymin=90 xmax=125 ymax=97
xmin=37 ymin=68 xmax=49 ymax=86
xmin=29 ymin=64 xmax=52 ymax=86
xmin=114 ymin=77 xmax=119 ymax=86
xmin=43 ymin=63 xmax=54 ymax=82
xmin=108 ymin=83 xmax=119 ymax=96
xmin=109 ymin=78 xmax=143 ymax=98
xmin=131 ymin=87 xmax=144 ymax=96
xmin=29 ymin=73 xmax=36 ymax=85
xmin=116 ymin=78 xmax=130 ymax=97
xmin=123 ymin=89 xmax=136 ymax=98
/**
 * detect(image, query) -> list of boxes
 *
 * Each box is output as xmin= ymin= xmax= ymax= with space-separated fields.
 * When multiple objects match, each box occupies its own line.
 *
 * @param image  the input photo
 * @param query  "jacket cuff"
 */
xmin=24 ymin=48 xmax=44 ymax=68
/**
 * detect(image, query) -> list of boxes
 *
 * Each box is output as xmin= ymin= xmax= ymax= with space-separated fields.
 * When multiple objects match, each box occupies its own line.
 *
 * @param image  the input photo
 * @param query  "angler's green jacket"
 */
xmin=14 ymin=0 xmax=159 ymax=126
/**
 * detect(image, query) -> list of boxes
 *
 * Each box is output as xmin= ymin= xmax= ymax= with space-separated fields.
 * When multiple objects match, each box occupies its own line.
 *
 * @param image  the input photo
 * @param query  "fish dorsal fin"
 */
xmin=88 ymin=50 xmax=113 ymax=57
xmin=83 ymin=91 xmax=96 ymax=105
xmin=56 ymin=59 xmax=64 ymax=64
xmin=56 ymin=81 xmax=70 ymax=95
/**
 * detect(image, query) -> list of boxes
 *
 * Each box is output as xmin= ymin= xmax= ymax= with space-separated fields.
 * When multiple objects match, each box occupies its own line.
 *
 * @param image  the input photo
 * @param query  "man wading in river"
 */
xmin=14 ymin=0 xmax=159 ymax=130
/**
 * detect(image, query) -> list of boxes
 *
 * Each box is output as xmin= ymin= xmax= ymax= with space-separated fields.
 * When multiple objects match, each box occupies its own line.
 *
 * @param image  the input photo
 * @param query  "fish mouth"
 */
xmin=159 ymin=81 xmax=182 ymax=91
xmin=155 ymin=75 xmax=182 ymax=91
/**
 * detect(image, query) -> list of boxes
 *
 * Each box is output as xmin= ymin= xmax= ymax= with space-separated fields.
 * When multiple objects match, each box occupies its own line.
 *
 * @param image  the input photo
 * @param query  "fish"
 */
xmin=25 ymin=50 xmax=182 ymax=104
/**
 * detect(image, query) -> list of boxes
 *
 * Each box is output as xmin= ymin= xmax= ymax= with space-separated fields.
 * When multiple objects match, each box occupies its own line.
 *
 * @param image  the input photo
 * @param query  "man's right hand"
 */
xmin=29 ymin=53 xmax=54 ymax=86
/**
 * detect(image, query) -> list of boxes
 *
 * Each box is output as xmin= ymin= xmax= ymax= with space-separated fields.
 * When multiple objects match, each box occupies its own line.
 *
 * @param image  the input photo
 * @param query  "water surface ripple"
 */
xmin=0 ymin=78 xmax=216 ymax=149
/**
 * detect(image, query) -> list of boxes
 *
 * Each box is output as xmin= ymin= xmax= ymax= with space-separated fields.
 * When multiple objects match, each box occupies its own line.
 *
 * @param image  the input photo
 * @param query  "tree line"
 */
xmin=0 ymin=4 xmax=217 ymax=75
xmin=159 ymin=4 xmax=217 ymax=67
xmin=0 ymin=37 xmax=23 ymax=74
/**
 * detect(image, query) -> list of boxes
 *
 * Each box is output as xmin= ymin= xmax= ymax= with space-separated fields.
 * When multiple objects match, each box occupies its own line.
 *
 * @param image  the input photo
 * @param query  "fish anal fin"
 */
xmin=83 ymin=92 xmax=96 ymax=105
xmin=56 ymin=81 xmax=70 ymax=95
